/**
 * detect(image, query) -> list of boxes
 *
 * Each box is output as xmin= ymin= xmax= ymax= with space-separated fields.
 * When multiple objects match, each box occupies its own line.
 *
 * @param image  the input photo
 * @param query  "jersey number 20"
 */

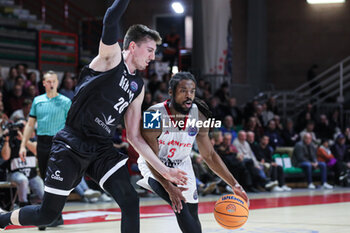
xmin=114 ymin=97 xmax=129 ymax=114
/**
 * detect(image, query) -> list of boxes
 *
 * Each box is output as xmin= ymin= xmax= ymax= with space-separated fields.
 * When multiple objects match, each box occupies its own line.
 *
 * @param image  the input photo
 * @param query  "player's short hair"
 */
xmin=43 ymin=70 xmax=58 ymax=80
xmin=123 ymin=24 xmax=162 ymax=50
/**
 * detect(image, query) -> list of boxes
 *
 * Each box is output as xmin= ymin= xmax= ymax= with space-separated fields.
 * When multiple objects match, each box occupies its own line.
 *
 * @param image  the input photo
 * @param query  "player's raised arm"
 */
xmin=90 ymin=0 xmax=130 ymax=72
xmin=124 ymin=86 xmax=188 ymax=185
xmin=196 ymin=110 xmax=249 ymax=204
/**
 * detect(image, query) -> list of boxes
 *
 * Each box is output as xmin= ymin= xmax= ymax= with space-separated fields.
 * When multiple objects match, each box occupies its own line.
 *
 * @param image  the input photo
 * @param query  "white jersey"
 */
xmin=137 ymin=100 xmax=200 ymax=203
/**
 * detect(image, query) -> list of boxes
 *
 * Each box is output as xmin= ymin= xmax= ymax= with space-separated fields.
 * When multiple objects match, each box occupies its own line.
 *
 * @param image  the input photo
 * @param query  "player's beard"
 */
xmin=172 ymin=98 xmax=192 ymax=115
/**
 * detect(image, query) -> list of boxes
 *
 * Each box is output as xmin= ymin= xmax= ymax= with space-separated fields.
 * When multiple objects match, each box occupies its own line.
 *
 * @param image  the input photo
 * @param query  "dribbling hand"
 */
xmin=19 ymin=146 xmax=27 ymax=162
xmin=232 ymin=184 xmax=249 ymax=207
xmin=163 ymin=168 xmax=188 ymax=186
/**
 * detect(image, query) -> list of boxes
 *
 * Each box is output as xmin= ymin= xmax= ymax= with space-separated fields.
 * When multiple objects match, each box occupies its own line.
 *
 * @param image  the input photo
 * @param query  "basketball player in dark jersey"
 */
xmin=0 ymin=0 xmax=187 ymax=232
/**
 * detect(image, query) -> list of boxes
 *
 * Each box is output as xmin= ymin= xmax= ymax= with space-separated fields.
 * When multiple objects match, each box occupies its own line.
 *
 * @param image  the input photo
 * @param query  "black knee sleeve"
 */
xmin=19 ymin=192 xmax=66 ymax=226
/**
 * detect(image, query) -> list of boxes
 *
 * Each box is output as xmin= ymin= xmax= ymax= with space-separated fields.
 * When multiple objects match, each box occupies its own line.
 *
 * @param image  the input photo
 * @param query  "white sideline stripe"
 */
xmin=99 ymin=158 xmax=128 ymax=189
xmin=45 ymin=186 xmax=74 ymax=196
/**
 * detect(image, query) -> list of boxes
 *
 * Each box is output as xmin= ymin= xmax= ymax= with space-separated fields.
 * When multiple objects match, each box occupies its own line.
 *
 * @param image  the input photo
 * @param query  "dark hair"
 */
xmin=169 ymin=72 xmax=211 ymax=118
xmin=123 ymin=24 xmax=162 ymax=50
xmin=169 ymin=72 xmax=197 ymax=94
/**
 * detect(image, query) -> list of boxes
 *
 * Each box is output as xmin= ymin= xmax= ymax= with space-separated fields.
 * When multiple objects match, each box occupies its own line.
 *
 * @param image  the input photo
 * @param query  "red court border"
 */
xmin=7 ymin=192 xmax=350 ymax=230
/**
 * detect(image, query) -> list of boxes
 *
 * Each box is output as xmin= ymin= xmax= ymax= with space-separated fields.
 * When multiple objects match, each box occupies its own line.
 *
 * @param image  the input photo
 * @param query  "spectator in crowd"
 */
xmin=264 ymin=119 xmax=284 ymax=150
xmin=153 ymin=82 xmax=169 ymax=101
xmin=296 ymin=103 xmax=316 ymax=132
xmin=233 ymin=130 xmax=277 ymax=191
xmin=243 ymin=100 xmax=259 ymax=120
xmin=317 ymin=138 xmax=348 ymax=186
xmin=4 ymin=67 xmax=18 ymax=94
xmin=0 ymin=101 xmax=8 ymax=124
xmin=261 ymin=102 xmax=274 ymax=126
xmin=273 ymin=115 xmax=283 ymax=132
xmin=59 ymin=74 xmax=75 ymax=100
xmin=147 ymin=73 xmax=160 ymax=96
xmin=6 ymin=84 xmax=25 ymax=115
xmin=224 ymin=97 xmax=243 ymax=126
xmin=24 ymin=72 xmax=39 ymax=95
xmin=15 ymin=63 xmax=28 ymax=80
xmin=214 ymin=82 xmax=230 ymax=103
xmin=244 ymin=116 xmax=264 ymax=141
xmin=10 ymin=98 xmax=32 ymax=122
xmin=208 ymin=97 xmax=225 ymax=120
xmin=1 ymin=120 xmax=44 ymax=207
xmin=331 ymin=134 xmax=350 ymax=170
xmin=292 ymin=133 xmax=333 ymax=189
xmin=282 ymin=118 xmax=299 ymax=147
xmin=267 ymin=97 xmax=279 ymax=115
xmin=316 ymin=114 xmax=334 ymax=140
xmin=74 ymin=178 xmax=102 ymax=203
xmin=247 ymin=131 xmax=258 ymax=149
xmin=25 ymin=85 xmax=37 ymax=100
xmin=219 ymin=115 xmax=237 ymax=143
xmin=215 ymin=132 xmax=257 ymax=193
xmin=300 ymin=120 xmax=320 ymax=145
xmin=195 ymin=79 xmax=206 ymax=99
xmin=254 ymin=136 xmax=291 ymax=191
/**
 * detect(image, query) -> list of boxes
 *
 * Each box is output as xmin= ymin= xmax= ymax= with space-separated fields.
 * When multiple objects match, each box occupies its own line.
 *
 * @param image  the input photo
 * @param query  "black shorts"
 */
xmin=44 ymin=130 xmax=128 ymax=196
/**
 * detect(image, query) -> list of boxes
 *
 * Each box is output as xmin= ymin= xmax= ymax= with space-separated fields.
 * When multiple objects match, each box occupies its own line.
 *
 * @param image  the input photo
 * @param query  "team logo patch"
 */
xmin=188 ymin=126 xmax=198 ymax=136
xmin=226 ymin=204 xmax=236 ymax=213
xmin=130 ymin=81 xmax=138 ymax=92
xmin=143 ymin=110 xmax=161 ymax=129
xmin=193 ymin=189 xmax=198 ymax=200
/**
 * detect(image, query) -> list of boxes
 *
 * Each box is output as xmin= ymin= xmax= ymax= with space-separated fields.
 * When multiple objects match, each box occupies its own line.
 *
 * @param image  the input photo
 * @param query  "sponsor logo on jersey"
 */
xmin=193 ymin=189 xmax=198 ymax=200
xmin=95 ymin=115 xmax=113 ymax=134
xmin=119 ymin=75 xmax=135 ymax=102
xmin=143 ymin=110 xmax=161 ymax=129
xmin=51 ymin=170 xmax=63 ymax=182
xmin=188 ymin=126 xmax=198 ymax=136
xmin=130 ymin=81 xmax=138 ymax=92
xmin=102 ymin=113 xmax=116 ymax=126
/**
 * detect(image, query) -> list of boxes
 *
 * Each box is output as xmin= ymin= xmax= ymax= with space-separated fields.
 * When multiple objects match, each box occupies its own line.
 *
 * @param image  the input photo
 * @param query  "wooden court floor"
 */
xmin=5 ymin=188 xmax=350 ymax=233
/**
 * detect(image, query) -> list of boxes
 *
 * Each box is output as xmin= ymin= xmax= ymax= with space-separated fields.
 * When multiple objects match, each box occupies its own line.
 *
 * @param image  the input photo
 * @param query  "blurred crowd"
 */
xmin=0 ymin=63 xmax=350 ymax=211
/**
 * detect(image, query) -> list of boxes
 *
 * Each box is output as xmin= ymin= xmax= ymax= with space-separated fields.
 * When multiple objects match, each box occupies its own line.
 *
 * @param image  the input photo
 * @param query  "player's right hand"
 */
xmin=166 ymin=185 xmax=188 ymax=213
xmin=19 ymin=145 xmax=27 ymax=162
xmin=163 ymin=168 xmax=188 ymax=186
xmin=232 ymin=184 xmax=249 ymax=207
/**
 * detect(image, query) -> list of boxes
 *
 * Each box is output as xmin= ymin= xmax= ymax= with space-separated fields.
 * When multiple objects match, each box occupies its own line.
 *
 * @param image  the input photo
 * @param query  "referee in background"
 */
xmin=19 ymin=70 xmax=71 ymax=229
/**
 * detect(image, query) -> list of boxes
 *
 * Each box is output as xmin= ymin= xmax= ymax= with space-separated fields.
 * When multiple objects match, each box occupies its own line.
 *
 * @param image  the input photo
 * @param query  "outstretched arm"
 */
xmin=124 ymin=87 xmax=188 ymax=185
xmin=140 ymin=122 xmax=187 ymax=213
xmin=89 ymin=0 xmax=130 ymax=72
xmin=196 ymin=111 xmax=248 ymax=203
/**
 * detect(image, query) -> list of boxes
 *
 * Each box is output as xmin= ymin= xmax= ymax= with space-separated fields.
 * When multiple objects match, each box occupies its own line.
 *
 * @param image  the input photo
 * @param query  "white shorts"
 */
xmin=137 ymin=156 xmax=198 ymax=203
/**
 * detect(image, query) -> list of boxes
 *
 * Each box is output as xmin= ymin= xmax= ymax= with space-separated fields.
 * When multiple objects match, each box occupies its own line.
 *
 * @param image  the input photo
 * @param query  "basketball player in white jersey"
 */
xmin=138 ymin=72 xmax=248 ymax=233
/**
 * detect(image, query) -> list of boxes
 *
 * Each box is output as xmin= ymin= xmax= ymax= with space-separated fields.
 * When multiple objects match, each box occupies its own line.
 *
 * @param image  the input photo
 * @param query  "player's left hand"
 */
xmin=163 ymin=167 xmax=188 ymax=186
xmin=232 ymin=184 xmax=249 ymax=207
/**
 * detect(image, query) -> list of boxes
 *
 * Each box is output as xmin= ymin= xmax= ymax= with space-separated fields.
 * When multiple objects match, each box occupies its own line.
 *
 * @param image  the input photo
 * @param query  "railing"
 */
xmin=15 ymin=0 xmax=101 ymax=52
xmin=38 ymin=30 xmax=78 ymax=71
xmin=254 ymin=56 xmax=350 ymax=128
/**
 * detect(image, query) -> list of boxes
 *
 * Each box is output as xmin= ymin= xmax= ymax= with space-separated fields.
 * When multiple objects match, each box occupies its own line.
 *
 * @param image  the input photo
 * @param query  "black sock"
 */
xmin=0 ymin=212 xmax=12 ymax=228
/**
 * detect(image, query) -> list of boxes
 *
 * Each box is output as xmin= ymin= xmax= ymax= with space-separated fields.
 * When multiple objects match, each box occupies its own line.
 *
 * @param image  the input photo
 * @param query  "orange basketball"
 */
xmin=214 ymin=194 xmax=249 ymax=230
